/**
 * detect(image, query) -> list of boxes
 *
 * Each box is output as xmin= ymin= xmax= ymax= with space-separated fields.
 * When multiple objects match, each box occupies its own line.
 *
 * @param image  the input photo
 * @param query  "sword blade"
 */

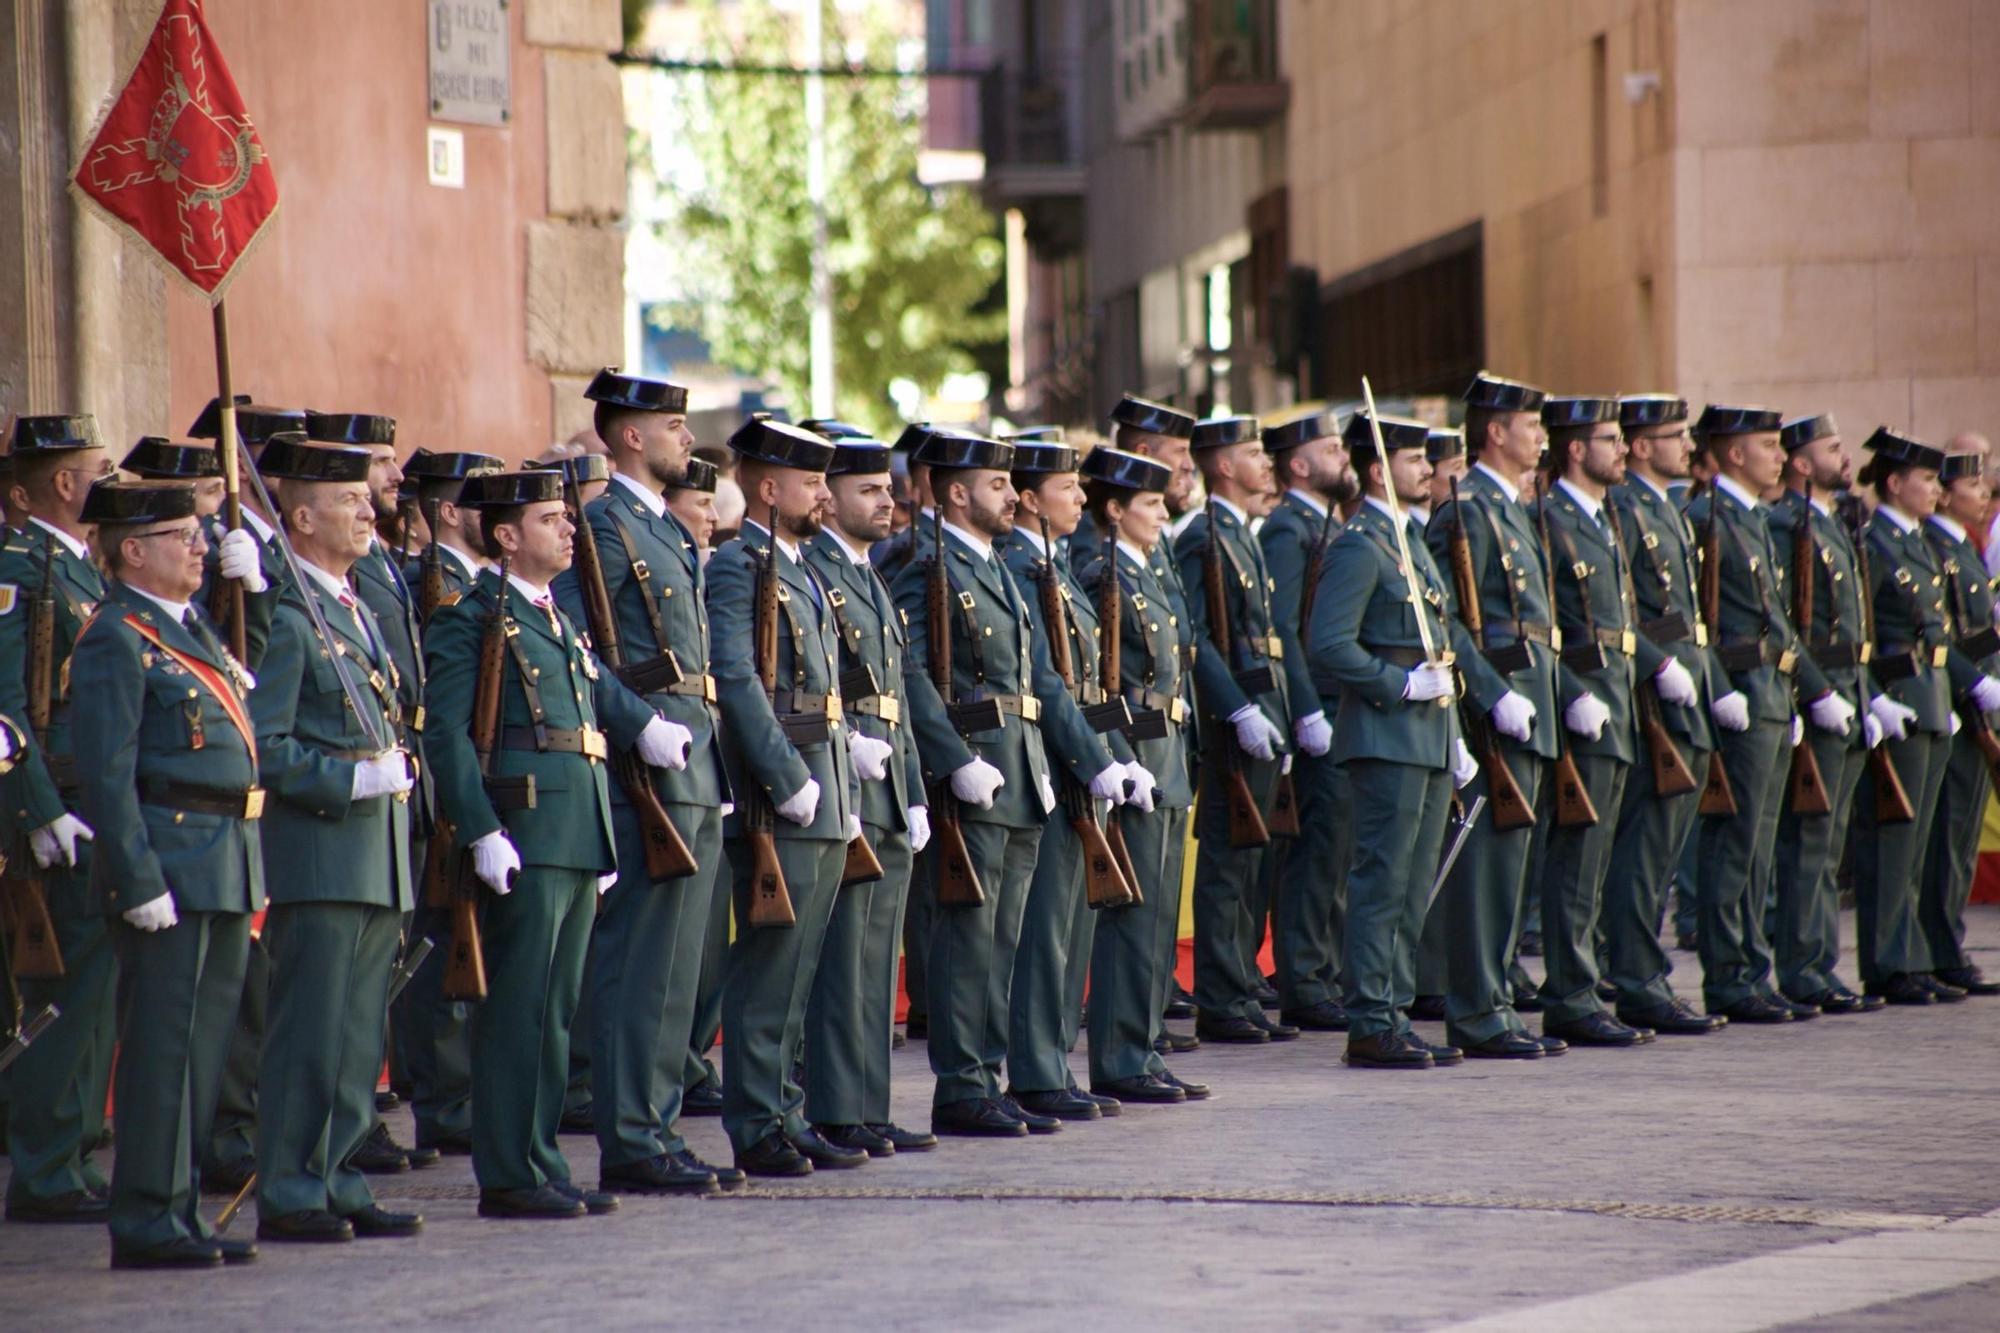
xmin=1426 ymin=795 xmax=1486 ymax=913
xmin=0 ymin=1003 xmax=61 ymax=1075
xmin=385 ymin=936 xmax=435 ymax=1006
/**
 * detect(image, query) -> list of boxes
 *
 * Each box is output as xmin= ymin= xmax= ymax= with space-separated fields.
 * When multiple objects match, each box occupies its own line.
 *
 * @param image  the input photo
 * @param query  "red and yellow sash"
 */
xmin=122 ymin=614 xmax=257 ymax=760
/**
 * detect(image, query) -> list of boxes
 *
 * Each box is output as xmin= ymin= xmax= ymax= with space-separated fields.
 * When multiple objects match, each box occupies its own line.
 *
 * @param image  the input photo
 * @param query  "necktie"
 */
xmin=534 ymin=594 xmax=561 ymax=637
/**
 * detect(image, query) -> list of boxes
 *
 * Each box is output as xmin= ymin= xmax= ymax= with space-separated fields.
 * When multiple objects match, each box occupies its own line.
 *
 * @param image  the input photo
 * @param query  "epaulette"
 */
xmin=440 ymin=591 xmax=464 ymax=608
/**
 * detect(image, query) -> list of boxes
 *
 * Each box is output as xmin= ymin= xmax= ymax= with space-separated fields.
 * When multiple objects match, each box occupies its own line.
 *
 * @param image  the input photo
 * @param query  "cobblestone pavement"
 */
xmin=4 ymin=908 xmax=1997 ymax=1330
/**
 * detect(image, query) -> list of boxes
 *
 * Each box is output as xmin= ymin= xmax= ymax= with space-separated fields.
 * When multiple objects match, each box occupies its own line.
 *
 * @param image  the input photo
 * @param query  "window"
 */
xmin=1316 ymin=222 xmax=1484 ymax=399
xmin=1591 ymin=33 xmax=1609 ymax=217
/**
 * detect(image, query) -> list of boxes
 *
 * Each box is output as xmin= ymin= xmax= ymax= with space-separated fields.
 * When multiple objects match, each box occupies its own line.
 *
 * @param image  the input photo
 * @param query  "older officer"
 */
xmin=71 ymin=481 xmax=258 ymax=1268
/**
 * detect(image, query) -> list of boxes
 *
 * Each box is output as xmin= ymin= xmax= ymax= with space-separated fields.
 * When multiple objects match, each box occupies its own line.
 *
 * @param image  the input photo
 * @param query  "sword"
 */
xmin=0 ymin=1004 xmax=59 ymax=1075
xmin=1425 ymin=794 xmax=1486 ymax=913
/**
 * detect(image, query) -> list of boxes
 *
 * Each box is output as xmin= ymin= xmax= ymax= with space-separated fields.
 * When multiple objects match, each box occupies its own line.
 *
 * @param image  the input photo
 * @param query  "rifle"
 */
xmin=1444 ymin=478 xmax=1535 ymax=829
xmin=1609 ymin=501 xmax=1699 ymax=799
xmin=4 ymin=536 xmax=63 ymax=980
xmin=1784 ymin=503 xmax=1832 ymax=814
xmin=561 ymin=473 xmax=697 ymax=882
xmin=1532 ymin=492 xmax=1599 ymax=827
xmin=1840 ymin=497 xmax=1915 ymax=824
xmin=1268 ymin=499 xmax=1342 ymax=840
xmin=418 ymin=498 xmax=447 ymax=628
xmin=740 ymin=502 xmax=799 ymax=926
xmin=925 ymin=505 xmax=986 ymax=905
xmin=1695 ymin=496 xmax=1740 ymax=817
xmin=1036 ymin=515 xmax=1134 ymax=910
xmin=1202 ymin=492 xmax=1271 ymax=849
xmin=1095 ymin=521 xmax=1144 ymax=901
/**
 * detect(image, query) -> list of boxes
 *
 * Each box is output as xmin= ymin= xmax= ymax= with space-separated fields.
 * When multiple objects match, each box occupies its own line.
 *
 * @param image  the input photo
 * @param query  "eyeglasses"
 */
xmin=59 ymin=461 xmax=117 ymax=482
xmin=130 ymin=525 xmax=205 ymax=549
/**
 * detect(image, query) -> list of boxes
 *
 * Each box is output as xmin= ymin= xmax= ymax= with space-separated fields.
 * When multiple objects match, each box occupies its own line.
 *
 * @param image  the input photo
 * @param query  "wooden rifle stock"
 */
xmin=927 ymin=506 xmax=986 ymax=905
xmin=1695 ymin=497 xmax=1740 ymax=817
xmin=841 ymin=830 xmax=885 ymax=887
xmin=1837 ymin=496 xmax=1914 ymax=825
xmin=1445 ymin=481 xmax=1535 ymax=830
xmin=6 ymin=539 xmax=63 ymax=980
xmin=745 ymin=504 xmax=797 ymax=926
xmin=441 ymin=559 xmax=516 ymax=1001
xmin=1203 ymin=496 xmax=1271 ymax=848
xmin=1784 ymin=507 xmax=1831 ymax=815
xmin=1638 ymin=691 xmax=1699 ymax=797
xmin=418 ymin=499 xmax=447 ymax=628
xmin=1964 ymin=701 xmax=2000 ymax=795
xmin=1096 ymin=523 xmax=1143 ymax=906
xmin=1530 ymin=493 xmax=1598 ymax=828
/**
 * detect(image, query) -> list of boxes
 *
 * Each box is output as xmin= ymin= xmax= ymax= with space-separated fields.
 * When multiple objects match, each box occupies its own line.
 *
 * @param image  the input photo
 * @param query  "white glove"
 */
xmin=122 ymin=894 xmax=179 ymax=932
xmin=30 ymin=813 xmax=95 ymax=869
xmin=1869 ymin=694 xmax=1917 ymax=744
xmin=635 ymin=716 xmax=692 ymax=771
xmin=1037 ymin=772 xmax=1057 ymax=813
xmin=597 ymin=872 xmax=619 ymax=896
xmin=1294 ymin=709 xmax=1333 ymax=757
xmin=1951 ymin=710 xmax=1963 ymax=737
xmin=1401 ymin=662 xmax=1456 ymax=703
xmin=1653 ymin=658 xmax=1697 ymax=707
xmin=850 ymin=734 xmax=893 ymax=782
xmin=351 ymin=751 xmax=416 ymax=801
xmin=471 ymin=830 xmax=521 ymax=895
xmin=1088 ymin=763 xmax=1131 ymax=805
xmin=846 ymin=813 xmax=862 ymax=841
xmin=1711 ymin=690 xmax=1751 ymax=733
xmin=1451 ymin=738 xmax=1479 ymax=790
xmin=1790 ymin=715 xmax=1805 ymax=747
xmin=1281 ymin=752 xmax=1293 ymax=775
xmin=217 ymin=528 xmax=268 ymax=593
xmin=0 ymin=724 xmax=13 ymax=762
xmin=1972 ymin=676 xmax=2000 ymax=713
xmin=907 ymin=804 xmax=931 ymax=853
xmin=1123 ymin=761 xmax=1158 ymax=814
xmin=774 ymin=777 xmax=822 ymax=826
xmin=1807 ymin=691 xmax=1856 ymax=737
xmin=1864 ymin=712 xmax=1884 ymax=750
xmin=1229 ymin=704 xmax=1284 ymax=760
xmin=950 ymin=758 xmax=1005 ymax=808
xmin=1489 ymin=690 xmax=1536 ymax=742
xmin=1564 ymin=692 xmax=1611 ymax=740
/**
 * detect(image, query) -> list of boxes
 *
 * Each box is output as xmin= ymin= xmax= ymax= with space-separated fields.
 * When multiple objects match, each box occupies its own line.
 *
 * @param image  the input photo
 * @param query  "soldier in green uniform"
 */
xmin=70 ymin=480 xmax=260 ymax=1268
xmin=1683 ymin=406 xmax=1809 ymax=1024
xmin=401 ymin=450 xmax=500 ymax=599
xmin=996 ymin=432 xmax=1141 ymax=1122
xmin=1075 ymin=449 xmax=1209 ymax=1103
xmin=1309 ymin=412 xmax=1477 ymax=1068
xmin=1602 ymin=395 xmax=1729 ymax=1032
xmin=1920 ymin=448 xmax=2000 ymax=996
xmin=666 ymin=456 xmax=721 ymax=551
xmin=0 ymin=415 xmax=116 ymax=1224
xmin=1768 ymin=414 xmax=1889 ymax=1014
xmin=1176 ymin=416 xmax=1297 ymax=1043
xmin=1257 ymin=410 xmax=1355 ymax=1031
xmin=1424 ymin=374 xmax=1565 ymax=1059
xmin=800 ymin=431 xmax=937 ymax=1154
xmin=426 ymin=468 xmax=688 ymax=1217
xmin=705 ymin=417 xmax=862 ymax=1173
xmin=550 ymin=369 xmax=731 ymax=1196
xmin=1410 ymin=424 xmax=1466 ymax=1016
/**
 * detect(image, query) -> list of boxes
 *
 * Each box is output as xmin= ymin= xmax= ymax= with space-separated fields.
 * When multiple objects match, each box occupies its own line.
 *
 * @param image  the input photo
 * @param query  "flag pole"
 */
xmin=210 ymin=301 xmax=249 ymax=663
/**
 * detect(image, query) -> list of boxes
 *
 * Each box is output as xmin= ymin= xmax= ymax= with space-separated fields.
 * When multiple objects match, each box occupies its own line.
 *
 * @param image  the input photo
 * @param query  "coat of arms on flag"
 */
xmin=70 ymin=0 xmax=278 ymax=301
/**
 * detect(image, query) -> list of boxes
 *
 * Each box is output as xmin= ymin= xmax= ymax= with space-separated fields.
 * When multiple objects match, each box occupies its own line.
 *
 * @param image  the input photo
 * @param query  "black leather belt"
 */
xmin=1807 ymin=639 xmax=1872 ymax=669
xmin=1875 ymin=643 xmax=1947 ymax=682
xmin=139 ymin=780 xmax=266 ymax=820
xmin=1640 ymin=611 xmax=1707 ymax=646
xmin=1717 ymin=639 xmax=1798 ymax=675
xmin=991 ymin=693 xmax=1042 ymax=721
xmin=1959 ymin=626 xmax=2000 ymax=659
xmin=1377 ymin=646 xmax=1429 ymax=667
xmin=1126 ymin=688 xmax=1187 ymax=725
xmin=848 ymin=693 xmax=901 ymax=725
xmin=501 ymin=725 xmax=608 ymax=759
xmin=1484 ymin=620 xmax=1556 ymax=648
xmin=771 ymin=689 xmax=844 ymax=723
xmin=660 ymin=674 xmax=718 ymax=703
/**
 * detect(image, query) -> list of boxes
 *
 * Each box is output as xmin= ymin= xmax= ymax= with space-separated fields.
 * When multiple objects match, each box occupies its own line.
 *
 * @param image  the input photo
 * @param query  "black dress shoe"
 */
xmin=995 ymin=1095 xmax=1062 ymax=1135
xmin=1196 ymin=1014 xmax=1269 ymax=1044
xmin=815 ymin=1123 xmax=895 ymax=1157
xmin=1252 ymin=979 xmax=1281 ymax=1010
xmin=600 ymin=1154 xmax=720 ymax=1195
xmin=1009 ymin=1087 xmax=1100 ymax=1121
xmin=736 ymin=1131 xmax=815 ymax=1176
xmin=1092 ymin=1074 xmax=1186 ymax=1104
xmin=932 ymin=1097 xmax=1029 ymax=1138
xmin=405 ymin=1145 xmax=442 ymax=1169
xmin=5 ymin=1190 xmax=110 ymax=1224
xmin=1936 ymin=967 xmax=2000 ymax=996
xmin=1774 ymin=993 xmax=1822 ymax=1020
xmin=1517 ymin=930 xmax=1543 ymax=957
xmin=415 ymin=1128 xmax=474 ymax=1155
xmin=1163 ymin=1028 xmax=1200 ymax=1053
xmin=1545 ymin=1012 xmax=1653 ymax=1047
xmin=866 ymin=1123 xmax=939 ymax=1153
xmin=1920 ymin=974 xmax=1969 ymax=1002
xmin=349 ymin=1122 xmax=411 ymax=1174
xmin=1867 ymin=974 xmax=1936 ymax=1006
xmin=552 ymin=1180 xmax=621 ymax=1214
xmin=345 ymin=1203 xmax=424 ymax=1237
xmin=1814 ymin=987 xmax=1885 ymax=1013
xmin=1405 ymin=996 xmax=1447 ymax=1022
xmin=257 ymin=1209 xmax=355 ymax=1242
xmin=1511 ymin=987 xmax=1546 ymax=1013
xmin=1719 ymin=994 xmax=1798 ymax=1022
xmin=111 ymin=1237 xmax=223 ymax=1270
xmin=892 ymin=1029 xmax=907 ymax=1049
xmin=903 ymin=1011 xmax=928 ymax=1039
xmin=1159 ymin=1068 xmax=1211 ymax=1100
xmin=790 ymin=1127 xmax=870 ymax=1167
xmin=1165 ymin=986 xmax=1197 ymax=1020
xmin=374 ymin=1089 xmax=401 ymax=1112
xmin=1594 ymin=979 xmax=1620 ymax=1002
xmin=559 ymin=1104 xmax=596 ymax=1135
xmin=1462 ymin=1031 xmax=1545 ymax=1059
xmin=1282 ymin=999 xmax=1351 ymax=1031
xmin=478 ymin=1185 xmax=586 ymax=1219
xmin=1538 ymin=1034 xmax=1569 ymax=1055
xmin=681 ymin=1080 xmax=724 ymax=1116
xmin=1248 ymin=1010 xmax=1301 ymax=1041
xmin=1422 ymin=1039 xmax=1465 ymax=1066
xmin=215 ymin=1236 xmax=258 ymax=1265
xmin=201 ymin=1157 xmax=256 ymax=1196
xmin=1073 ymin=1084 xmax=1123 ymax=1116
xmin=1344 ymin=1032 xmax=1434 ymax=1069
xmin=668 ymin=1149 xmax=745 ymax=1191
xmin=1618 ymin=998 xmax=1725 ymax=1034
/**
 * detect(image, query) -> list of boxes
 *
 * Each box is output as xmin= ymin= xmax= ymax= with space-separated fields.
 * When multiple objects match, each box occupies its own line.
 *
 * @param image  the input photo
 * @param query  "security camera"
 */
xmin=1624 ymin=70 xmax=1661 ymax=104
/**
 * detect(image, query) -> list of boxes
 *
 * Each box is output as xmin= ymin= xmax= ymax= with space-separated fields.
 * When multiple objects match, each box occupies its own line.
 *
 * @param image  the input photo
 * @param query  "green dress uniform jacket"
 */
xmin=1611 ymin=478 xmax=1719 ymax=750
xmin=1921 ymin=516 xmax=2000 ymax=976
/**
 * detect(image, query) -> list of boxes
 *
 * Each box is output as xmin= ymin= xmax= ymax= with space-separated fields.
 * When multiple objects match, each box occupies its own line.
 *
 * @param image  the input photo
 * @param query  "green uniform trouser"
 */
xmin=204 ymin=932 xmax=266 ymax=1173
xmin=1919 ymin=731 xmax=1989 ymax=973
xmin=1774 ymin=729 xmax=1867 ymax=998
xmin=928 ymin=819 xmax=1040 ymax=1109
xmin=109 ymin=911 xmax=251 ymax=1253
xmin=1191 ymin=751 xmax=1279 ymax=1020
xmin=806 ymin=824 xmax=913 ymax=1126
xmin=472 ymin=865 xmax=595 ymax=1191
xmin=1274 ymin=747 xmax=1350 ymax=1010
xmin=1341 ymin=759 xmax=1453 ymax=1039
xmin=1007 ymin=806 xmax=1094 ymax=1094
xmin=901 ymin=838 xmax=936 ymax=1023
xmin=1603 ymin=738 xmax=1708 ymax=1010
xmin=720 ymin=835 xmax=844 ymax=1153
xmin=590 ymin=801 xmax=723 ymax=1168
xmin=1698 ymin=720 xmax=1788 ymax=1010
xmin=1440 ymin=747 xmax=1546 ymax=1046
xmin=564 ymin=956 xmax=594 ymax=1120
xmin=392 ymin=893 xmax=472 ymax=1144
xmin=1539 ymin=754 xmax=1631 ymax=1025
xmin=1088 ymin=804 xmax=1187 ymax=1084
xmin=256 ymin=902 xmax=398 ymax=1217
xmin=1855 ymin=727 xmax=1951 ymax=985
xmin=682 ymin=851 xmax=731 ymax=1095
xmin=4 ymin=860 xmax=114 ymax=1206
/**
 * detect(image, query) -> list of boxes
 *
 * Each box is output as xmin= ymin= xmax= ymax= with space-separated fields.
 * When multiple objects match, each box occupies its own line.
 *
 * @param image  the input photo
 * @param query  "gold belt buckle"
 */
xmin=825 ymin=695 xmax=844 ymax=723
xmin=1932 ymin=645 xmax=1949 ymax=668
xmin=700 ymin=674 xmax=718 ymax=703
xmin=1022 ymin=696 xmax=1042 ymax=722
xmin=581 ymin=728 xmax=608 ymax=760
xmin=1778 ymin=647 xmax=1799 ymax=674
xmin=877 ymin=695 xmax=901 ymax=725
xmin=1549 ymin=626 xmax=1564 ymax=652
xmin=1266 ymin=633 xmax=1284 ymax=660
xmin=242 ymin=788 xmax=266 ymax=821
xmin=1694 ymin=621 xmax=1710 ymax=648
xmin=1620 ymin=629 xmax=1636 ymax=656
xmin=1168 ymin=698 xmax=1187 ymax=724
xmin=407 ymin=705 xmax=426 ymax=734
xmin=1858 ymin=643 xmax=1873 ymax=664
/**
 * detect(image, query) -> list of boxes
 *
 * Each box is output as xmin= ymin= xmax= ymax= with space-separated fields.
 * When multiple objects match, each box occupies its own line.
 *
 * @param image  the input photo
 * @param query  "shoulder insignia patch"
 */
xmin=0 ymin=584 xmax=15 ymax=615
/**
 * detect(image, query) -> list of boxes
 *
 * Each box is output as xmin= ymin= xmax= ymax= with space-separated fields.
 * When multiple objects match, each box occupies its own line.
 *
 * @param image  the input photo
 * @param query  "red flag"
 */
xmin=70 ymin=0 xmax=278 ymax=302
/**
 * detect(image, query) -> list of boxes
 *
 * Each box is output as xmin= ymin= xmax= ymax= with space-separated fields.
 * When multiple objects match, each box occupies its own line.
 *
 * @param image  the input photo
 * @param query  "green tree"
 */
xmin=653 ymin=1 xmax=1004 ymax=437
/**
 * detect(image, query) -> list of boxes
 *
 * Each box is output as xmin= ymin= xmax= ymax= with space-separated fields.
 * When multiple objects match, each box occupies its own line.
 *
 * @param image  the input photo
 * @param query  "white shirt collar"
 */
xmin=1210 ymin=494 xmax=1248 ymax=526
xmin=1408 ymin=504 xmax=1431 ymax=528
xmin=507 ymin=571 xmax=552 ymax=604
xmin=1808 ymin=494 xmax=1831 ymax=519
xmin=1363 ymin=494 xmax=1413 ymax=525
xmin=1472 ymin=461 xmax=1521 ymax=505
xmin=1555 ymin=477 xmax=1605 ymax=522
xmin=1011 ymin=525 xmax=1054 ymax=558
xmin=1286 ymin=488 xmax=1329 ymax=518
xmin=941 ymin=519 xmax=991 ymax=561
xmin=1931 ymin=513 xmax=1968 ymax=543
xmin=829 ymin=527 xmax=873 ymax=564
xmin=1877 ymin=503 xmax=1918 ymax=534
xmin=125 ymin=583 xmax=192 ymax=624
xmin=439 ymin=541 xmax=483 ymax=579
xmin=743 ymin=518 xmax=801 ymax=565
xmin=29 ymin=517 xmax=89 ymax=562
xmin=295 ymin=556 xmax=354 ymax=604
xmin=611 ymin=471 xmax=666 ymax=518
xmin=1117 ymin=538 xmax=1151 ymax=568
xmin=1713 ymin=473 xmax=1764 ymax=513
xmin=1627 ymin=470 xmax=1672 ymax=503
xmin=241 ymin=507 xmax=276 ymax=542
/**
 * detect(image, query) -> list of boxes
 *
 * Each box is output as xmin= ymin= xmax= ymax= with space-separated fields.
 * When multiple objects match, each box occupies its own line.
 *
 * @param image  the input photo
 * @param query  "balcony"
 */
xmin=979 ymin=68 xmax=1086 ymax=206
xmin=1180 ymin=0 xmax=1287 ymax=131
